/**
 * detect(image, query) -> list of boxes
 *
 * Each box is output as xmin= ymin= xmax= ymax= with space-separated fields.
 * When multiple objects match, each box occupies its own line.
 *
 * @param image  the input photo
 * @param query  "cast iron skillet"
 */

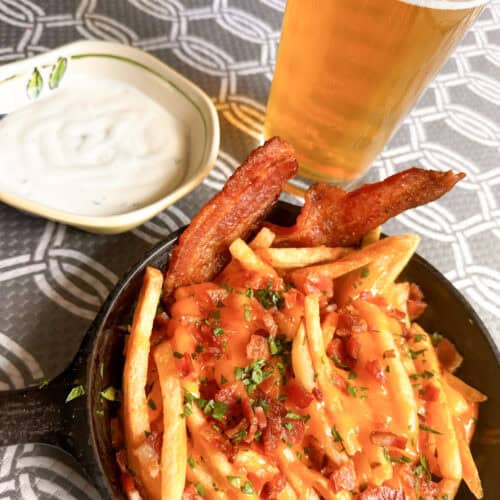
xmin=0 ymin=201 xmax=499 ymax=499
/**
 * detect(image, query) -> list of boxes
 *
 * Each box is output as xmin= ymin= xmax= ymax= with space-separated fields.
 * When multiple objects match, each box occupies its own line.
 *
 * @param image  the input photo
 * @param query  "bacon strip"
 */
xmin=267 ymin=168 xmax=465 ymax=247
xmin=164 ymin=137 xmax=298 ymax=296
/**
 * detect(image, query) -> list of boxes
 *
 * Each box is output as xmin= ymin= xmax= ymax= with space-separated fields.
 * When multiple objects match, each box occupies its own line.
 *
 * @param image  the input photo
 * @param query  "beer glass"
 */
xmin=264 ymin=0 xmax=489 ymax=183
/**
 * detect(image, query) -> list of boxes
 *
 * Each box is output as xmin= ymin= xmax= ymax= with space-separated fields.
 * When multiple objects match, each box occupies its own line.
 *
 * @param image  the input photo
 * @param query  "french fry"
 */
xmin=335 ymin=234 xmax=419 ymax=307
xmin=291 ymin=235 xmax=418 ymax=302
xmin=250 ymin=227 xmax=276 ymax=249
xmin=410 ymin=324 xmax=462 ymax=481
xmin=257 ymin=246 xmax=347 ymax=269
xmin=229 ymin=238 xmax=279 ymax=278
xmin=278 ymin=446 xmax=336 ymax=500
xmin=304 ymin=294 xmax=361 ymax=455
xmin=123 ymin=266 xmax=163 ymax=499
xmin=442 ymin=371 xmax=487 ymax=404
xmin=154 ymin=341 xmax=187 ymax=500
xmin=354 ymin=300 xmax=418 ymax=445
xmin=186 ymin=401 xmax=258 ymax=500
xmin=186 ymin=447 xmax=228 ymax=499
xmin=454 ymin=419 xmax=483 ymax=498
xmin=291 ymin=322 xmax=315 ymax=392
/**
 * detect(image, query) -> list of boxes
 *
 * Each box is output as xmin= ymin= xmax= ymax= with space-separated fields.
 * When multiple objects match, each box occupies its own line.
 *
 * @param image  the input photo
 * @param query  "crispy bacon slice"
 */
xmin=267 ymin=168 xmax=465 ymax=247
xmin=164 ymin=137 xmax=298 ymax=296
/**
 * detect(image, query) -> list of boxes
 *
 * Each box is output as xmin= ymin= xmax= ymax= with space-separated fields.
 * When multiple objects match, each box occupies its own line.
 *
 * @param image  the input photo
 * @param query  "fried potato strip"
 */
xmin=123 ymin=266 xmax=163 ymax=499
xmin=153 ymin=342 xmax=187 ymax=500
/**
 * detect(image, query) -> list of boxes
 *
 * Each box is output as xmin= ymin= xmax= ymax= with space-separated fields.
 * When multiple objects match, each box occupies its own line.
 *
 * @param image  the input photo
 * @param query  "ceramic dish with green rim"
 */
xmin=0 ymin=41 xmax=219 ymax=234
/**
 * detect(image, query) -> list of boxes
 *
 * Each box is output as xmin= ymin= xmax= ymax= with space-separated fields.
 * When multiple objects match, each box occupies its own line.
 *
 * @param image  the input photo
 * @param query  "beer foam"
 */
xmin=400 ymin=0 xmax=489 ymax=9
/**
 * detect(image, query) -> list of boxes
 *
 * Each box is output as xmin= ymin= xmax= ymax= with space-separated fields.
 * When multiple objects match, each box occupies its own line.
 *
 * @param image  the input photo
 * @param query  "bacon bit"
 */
xmin=120 ymin=473 xmax=141 ymax=500
xmin=268 ymin=168 xmax=464 ymax=248
xmin=199 ymin=378 xmax=219 ymax=401
xmin=436 ymin=338 xmax=463 ymax=373
xmin=407 ymin=300 xmax=427 ymax=320
xmin=255 ymin=406 xmax=268 ymax=429
xmin=370 ymin=431 xmax=407 ymax=449
xmin=327 ymin=338 xmax=350 ymax=367
xmin=419 ymin=383 xmax=440 ymax=402
xmin=176 ymin=352 xmax=194 ymax=377
xmin=359 ymin=485 xmax=404 ymax=500
xmin=261 ymin=473 xmax=286 ymax=500
xmin=164 ymin=137 xmax=298 ymax=296
xmin=283 ymin=288 xmax=301 ymax=309
xmin=115 ymin=450 xmax=128 ymax=474
xmin=345 ymin=336 xmax=360 ymax=360
xmin=258 ymin=373 xmax=281 ymax=399
xmin=329 ymin=460 xmax=357 ymax=493
xmin=336 ymin=310 xmax=355 ymax=336
xmin=246 ymin=334 xmax=270 ymax=361
xmin=387 ymin=308 xmax=406 ymax=321
xmin=285 ymin=379 xmax=314 ymax=408
xmin=263 ymin=402 xmax=283 ymax=454
xmin=147 ymin=429 xmax=164 ymax=455
xmin=312 ymin=387 xmax=324 ymax=402
xmin=366 ymin=359 xmax=386 ymax=384
xmin=262 ymin=312 xmax=279 ymax=336
xmin=419 ymin=479 xmax=440 ymax=497
xmin=282 ymin=418 xmax=305 ymax=445
xmin=409 ymin=283 xmax=424 ymax=301
xmin=383 ymin=349 xmax=396 ymax=359
xmin=401 ymin=325 xmax=411 ymax=339
xmin=225 ymin=418 xmax=249 ymax=439
xmin=182 ymin=484 xmax=202 ymax=500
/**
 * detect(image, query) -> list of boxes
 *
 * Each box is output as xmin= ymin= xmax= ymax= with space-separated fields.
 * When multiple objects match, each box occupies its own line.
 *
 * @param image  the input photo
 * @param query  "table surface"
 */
xmin=0 ymin=1 xmax=499 ymax=498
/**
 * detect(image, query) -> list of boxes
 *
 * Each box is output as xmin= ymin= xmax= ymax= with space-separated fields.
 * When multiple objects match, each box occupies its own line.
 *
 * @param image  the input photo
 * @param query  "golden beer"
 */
xmin=264 ymin=0 xmax=487 ymax=182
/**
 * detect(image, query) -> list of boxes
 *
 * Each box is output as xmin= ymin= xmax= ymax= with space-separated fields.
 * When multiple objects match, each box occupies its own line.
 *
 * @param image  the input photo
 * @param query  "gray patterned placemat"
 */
xmin=0 ymin=1 xmax=499 ymax=498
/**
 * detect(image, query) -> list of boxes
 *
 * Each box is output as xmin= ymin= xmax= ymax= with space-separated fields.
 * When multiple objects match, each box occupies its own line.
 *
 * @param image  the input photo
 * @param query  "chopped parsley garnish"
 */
xmin=360 ymin=267 xmax=370 ymax=278
xmin=144 ymin=430 xmax=152 ymax=438
xmin=231 ymin=430 xmax=248 ymax=443
xmin=220 ymin=283 xmax=233 ymax=292
xmin=282 ymin=422 xmax=294 ymax=431
xmin=414 ymin=454 xmax=431 ymax=480
xmin=173 ymin=351 xmax=184 ymax=359
xmin=234 ymin=359 xmax=271 ymax=393
xmin=285 ymin=411 xmax=310 ymax=421
xmin=254 ymin=399 xmax=270 ymax=412
xmin=331 ymin=425 xmax=343 ymax=443
xmin=330 ymin=354 xmax=350 ymax=370
xmin=195 ymin=482 xmax=206 ymax=496
xmin=414 ymin=333 xmax=424 ymax=343
xmin=243 ymin=304 xmax=251 ymax=321
xmin=410 ymin=370 xmax=434 ymax=381
xmin=348 ymin=371 xmax=357 ymax=380
xmin=148 ymin=398 xmax=157 ymax=410
xmin=66 ymin=385 xmax=86 ymax=403
xmin=216 ymin=300 xmax=225 ymax=308
xmin=196 ymin=343 xmax=204 ymax=353
xmin=38 ymin=379 xmax=49 ymax=389
xmin=221 ymin=374 xmax=228 ymax=384
xmin=390 ymin=455 xmax=412 ymax=464
xmin=197 ymin=398 xmax=228 ymax=421
xmin=245 ymin=288 xmax=254 ymax=298
xmin=188 ymin=456 xmax=196 ymax=468
xmin=241 ymin=481 xmax=256 ymax=495
xmin=227 ymin=475 xmax=241 ymax=488
xmin=100 ymin=386 xmax=120 ymax=402
xmin=347 ymin=384 xmax=358 ymax=397
xmin=255 ymin=282 xmax=284 ymax=309
xmin=268 ymin=334 xmax=291 ymax=356
xmin=430 ymin=332 xmax=443 ymax=346
xmin=420 ymin=424 xmax=443 ymax=435
xmin=409 ymin=348 xmax=427 ymax=360
xmin=213 ymin=327 xmax=224 ymax=336
xmin=209 ymin=310 xmax=221 ymax=320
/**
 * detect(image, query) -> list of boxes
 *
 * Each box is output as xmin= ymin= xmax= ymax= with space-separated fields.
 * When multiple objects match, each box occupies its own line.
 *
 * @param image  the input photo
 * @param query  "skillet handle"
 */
xmin=0 ymin=355 xmax=88 ymax=455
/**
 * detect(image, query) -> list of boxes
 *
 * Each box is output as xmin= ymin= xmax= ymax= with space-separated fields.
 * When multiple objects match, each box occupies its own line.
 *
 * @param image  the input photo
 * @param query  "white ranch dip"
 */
xmin=0 ymin=75 xmax=187 ymax=217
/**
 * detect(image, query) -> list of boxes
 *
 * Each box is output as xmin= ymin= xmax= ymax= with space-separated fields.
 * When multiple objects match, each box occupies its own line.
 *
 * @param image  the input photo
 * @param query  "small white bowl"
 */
xmin=0 ymin=41 xmax=219 ymax=233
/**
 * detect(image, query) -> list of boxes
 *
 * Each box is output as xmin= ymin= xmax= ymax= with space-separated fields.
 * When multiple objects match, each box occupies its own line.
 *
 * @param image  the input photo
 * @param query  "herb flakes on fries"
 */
xmin=115 ymin=138 xmax=485 ymax=500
